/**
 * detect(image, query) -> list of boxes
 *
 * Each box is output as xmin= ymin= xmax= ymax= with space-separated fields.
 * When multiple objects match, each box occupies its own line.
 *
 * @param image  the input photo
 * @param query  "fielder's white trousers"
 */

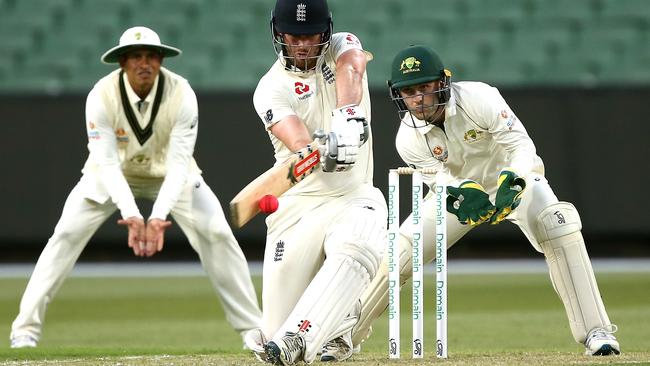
xmin=10 ymin=173 xmax=261 ymax=342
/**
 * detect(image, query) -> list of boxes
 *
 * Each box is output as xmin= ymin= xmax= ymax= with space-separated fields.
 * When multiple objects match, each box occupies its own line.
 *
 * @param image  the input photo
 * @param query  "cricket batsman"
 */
xmin=243 ymin=0 xmax=387 ymax=364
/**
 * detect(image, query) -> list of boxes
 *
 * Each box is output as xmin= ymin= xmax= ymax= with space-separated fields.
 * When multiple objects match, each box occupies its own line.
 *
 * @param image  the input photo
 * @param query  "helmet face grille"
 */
xmin=270 ymin=0 xmax=333 ymax=72
xmin=389 ymin=74 xmax=451 ymax=128
xmin=272 ymin=37 xmax=331 ymax=73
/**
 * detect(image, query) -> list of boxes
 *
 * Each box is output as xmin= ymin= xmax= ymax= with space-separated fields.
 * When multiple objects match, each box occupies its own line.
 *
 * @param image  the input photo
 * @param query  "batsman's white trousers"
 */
xmin=262 ymin=183 xmax=387 ymax=360
xmin=10 ymin=173 xmax=261 ymax=342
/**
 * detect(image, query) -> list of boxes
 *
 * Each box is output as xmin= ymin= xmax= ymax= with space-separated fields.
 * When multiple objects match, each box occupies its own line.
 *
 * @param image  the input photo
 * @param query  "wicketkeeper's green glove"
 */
xmin=446 ymin=181 xmax=496 ymax=226
xmin=490 ymin=169 xmax=526 ymax=224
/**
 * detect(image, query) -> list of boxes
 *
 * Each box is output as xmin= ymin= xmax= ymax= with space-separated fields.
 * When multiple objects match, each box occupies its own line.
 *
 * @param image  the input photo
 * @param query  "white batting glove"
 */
xmin=336 ymin=105 xmax=369 ymax=144
xmin=324 ymin=106 xmax=363 ymax=171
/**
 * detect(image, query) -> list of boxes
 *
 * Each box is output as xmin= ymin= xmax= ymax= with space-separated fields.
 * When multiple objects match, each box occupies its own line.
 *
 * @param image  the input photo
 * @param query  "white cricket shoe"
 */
xmin=320 ymin=331 xmax=354 ymax=362
xmin=264 ymin=332 xmax=305 ymax=366
xmin=243 ymin=328 xmax=269 ymax=363
xmin=584 ymin=326 xmax=620 ymax=356
xmin=10 ymin=335 xmax=37 ymax=349
xmin=321 ymin=299 xmax=362 ymax=362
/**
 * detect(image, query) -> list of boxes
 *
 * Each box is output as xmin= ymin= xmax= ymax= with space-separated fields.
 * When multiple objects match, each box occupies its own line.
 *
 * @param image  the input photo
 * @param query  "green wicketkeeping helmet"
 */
xmin=389 ymin=45 xmax=447 ymax=89
xmin=387 ymin=45 xmax=452 ymax=120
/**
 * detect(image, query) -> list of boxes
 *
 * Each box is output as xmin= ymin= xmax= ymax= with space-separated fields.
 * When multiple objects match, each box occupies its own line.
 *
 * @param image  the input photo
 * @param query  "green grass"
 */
xmin=1 ymin=272 xmax=649 ymax=365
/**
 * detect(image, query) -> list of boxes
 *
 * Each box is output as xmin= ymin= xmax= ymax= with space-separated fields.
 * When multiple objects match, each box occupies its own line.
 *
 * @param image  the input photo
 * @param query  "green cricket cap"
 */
xmin=389 ymin=45 xmax=445 ymax=89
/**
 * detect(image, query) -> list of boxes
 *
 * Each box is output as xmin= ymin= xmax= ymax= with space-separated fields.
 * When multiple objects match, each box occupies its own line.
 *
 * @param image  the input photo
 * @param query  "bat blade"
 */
xmin=229 ymin=147 xmax=321 ymax=228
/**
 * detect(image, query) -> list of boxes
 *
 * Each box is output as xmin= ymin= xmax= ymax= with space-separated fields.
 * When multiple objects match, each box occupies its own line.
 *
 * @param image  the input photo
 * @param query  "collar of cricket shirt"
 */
xmin=119 ymin=70 xmax=165 ymax=145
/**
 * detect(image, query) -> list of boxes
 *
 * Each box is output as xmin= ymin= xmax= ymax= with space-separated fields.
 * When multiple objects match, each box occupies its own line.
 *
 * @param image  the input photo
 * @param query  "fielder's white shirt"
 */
xmin=396 ymin=81 xmax=544 ymax=196
xmin=83 ymin=67 xmax=200 ymax=220
xmin=253 ymin=32 xmax=373 ymax=197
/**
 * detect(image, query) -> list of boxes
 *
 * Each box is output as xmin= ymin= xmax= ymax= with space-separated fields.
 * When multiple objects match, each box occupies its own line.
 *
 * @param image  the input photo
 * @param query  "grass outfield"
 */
xmin=1 ymin=272 xmax=649 ymax=365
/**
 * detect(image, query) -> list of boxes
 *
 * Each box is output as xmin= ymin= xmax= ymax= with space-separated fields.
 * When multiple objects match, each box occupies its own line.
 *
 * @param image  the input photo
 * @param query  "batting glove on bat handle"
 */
xmin=334 ymin=104 xmax=369 ymax=145
xmin=490 ymin=168 xmax=526 ymax=225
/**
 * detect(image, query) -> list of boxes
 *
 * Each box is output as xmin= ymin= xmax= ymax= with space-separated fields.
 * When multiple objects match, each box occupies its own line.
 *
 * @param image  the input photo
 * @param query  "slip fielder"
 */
xmin=10 ymin=26 xmax=262 ymax=349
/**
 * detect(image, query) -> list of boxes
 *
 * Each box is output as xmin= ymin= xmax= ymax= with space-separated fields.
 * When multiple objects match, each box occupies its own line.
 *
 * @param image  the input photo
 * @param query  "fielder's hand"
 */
xmin=490 ymin=169 xmax=526 ymax=225
xmin=117 ymin=216 xmax=146 ymax=257
xmin=446 ymin=181 xmax=496 ymax=226
xmin=144 ymin=218 xmax=172 ymax=257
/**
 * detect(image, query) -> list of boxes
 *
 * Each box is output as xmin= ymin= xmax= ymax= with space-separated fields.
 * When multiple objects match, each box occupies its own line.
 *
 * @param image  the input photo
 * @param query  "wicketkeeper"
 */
xmin=351 ymin=45 xmax=620 ymax=356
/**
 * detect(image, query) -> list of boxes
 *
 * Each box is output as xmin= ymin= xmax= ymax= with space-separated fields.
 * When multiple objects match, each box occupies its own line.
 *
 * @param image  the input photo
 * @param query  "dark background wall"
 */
xmin=2 ymin=87 xmax=649 ymax=262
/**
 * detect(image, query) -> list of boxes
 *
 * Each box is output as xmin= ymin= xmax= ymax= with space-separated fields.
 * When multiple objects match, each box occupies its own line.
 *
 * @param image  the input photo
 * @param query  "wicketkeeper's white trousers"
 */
xmin=10 ymin=173 xmax=261 ymax=342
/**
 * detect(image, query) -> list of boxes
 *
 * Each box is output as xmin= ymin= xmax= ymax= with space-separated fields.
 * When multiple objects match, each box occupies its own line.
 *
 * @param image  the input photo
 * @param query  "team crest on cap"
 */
xmin=134 ymin=32 xmax=141 ymax=40
xmin=296 ymin=3 xmax=306 ymax=21
xmin=400 ymin=56 xmax=421 ymax=74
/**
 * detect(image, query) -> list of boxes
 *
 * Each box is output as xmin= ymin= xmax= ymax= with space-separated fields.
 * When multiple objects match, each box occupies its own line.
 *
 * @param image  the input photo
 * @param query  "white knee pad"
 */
xmin=325 ymin=207 xmax=386 ymax=279
xmin=536 ymin=202 xmax=612 ymax=343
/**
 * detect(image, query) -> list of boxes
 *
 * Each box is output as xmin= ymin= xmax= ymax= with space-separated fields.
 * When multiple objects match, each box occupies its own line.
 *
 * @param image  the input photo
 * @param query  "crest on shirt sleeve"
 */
xmin=264 ymin=109 xmax=274 ymax=124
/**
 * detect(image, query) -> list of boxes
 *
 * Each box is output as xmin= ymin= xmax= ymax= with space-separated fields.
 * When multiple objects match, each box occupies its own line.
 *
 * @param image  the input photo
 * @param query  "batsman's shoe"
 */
xmin=243 ymin=328 xmax=269 ymax=362
xmin=320 ymin=331 xmax=355 ymax=362
xmin=584 ymin=326 xmax=620 ymax=356
xmin=264 ymin=332 xmax=306 ymax=365
xmin=10 ymin=335 xmax=37 ymax=349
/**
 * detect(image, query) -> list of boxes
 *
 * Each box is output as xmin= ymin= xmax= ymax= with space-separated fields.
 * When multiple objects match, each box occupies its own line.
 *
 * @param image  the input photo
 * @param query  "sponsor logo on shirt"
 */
xmin=463 ymin=129 xmax=486 ymax=143
xmin=115 ymin=128 xmax=129 ymax=143
xmin=500 ymin=109 xmax=518 ymax=130
xmin=88 ymin=121 xmax=100 ymax=140
xmin=345 ymin=33 xmax=360 ymax=46
xmin=294 ymin=81 xmax=314 ymax=100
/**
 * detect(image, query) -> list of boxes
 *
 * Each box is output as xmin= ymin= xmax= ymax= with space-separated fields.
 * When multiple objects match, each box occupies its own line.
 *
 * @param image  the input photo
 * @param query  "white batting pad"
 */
xmin=536 ymin=202 xmax=612 ymax=343
xmin=275 ymin=253 xmax=371 ymax=364
xmin=352 ymin=233 xmax=412 ymax=346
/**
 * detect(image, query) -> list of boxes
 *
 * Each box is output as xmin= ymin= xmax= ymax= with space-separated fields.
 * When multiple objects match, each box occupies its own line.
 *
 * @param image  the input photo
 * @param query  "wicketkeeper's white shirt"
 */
xmin=395 ymin=81 xmax=544 ymax=196
xmin=253 ymin=32 xmax=374 ymax=197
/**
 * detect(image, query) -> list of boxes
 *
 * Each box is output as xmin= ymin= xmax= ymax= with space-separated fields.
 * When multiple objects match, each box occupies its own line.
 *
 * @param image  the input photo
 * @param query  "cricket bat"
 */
xmin=229 ymin=145 xmax=322 ymax=228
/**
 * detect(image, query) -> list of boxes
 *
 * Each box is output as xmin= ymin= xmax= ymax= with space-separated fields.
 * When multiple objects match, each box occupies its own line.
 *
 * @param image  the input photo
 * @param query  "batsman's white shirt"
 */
xmin=83 ymin=67 xmax=200 ymax=220
xmin=253 ymin=32 xmax=374 ymax=197
xmin=396 ymin=81 xmax=544 ymax=197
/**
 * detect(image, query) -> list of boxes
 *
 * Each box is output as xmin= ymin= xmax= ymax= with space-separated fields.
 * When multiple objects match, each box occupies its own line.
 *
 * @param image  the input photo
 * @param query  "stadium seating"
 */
xmin=0 ymin=0 xmax=648 ymax=92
